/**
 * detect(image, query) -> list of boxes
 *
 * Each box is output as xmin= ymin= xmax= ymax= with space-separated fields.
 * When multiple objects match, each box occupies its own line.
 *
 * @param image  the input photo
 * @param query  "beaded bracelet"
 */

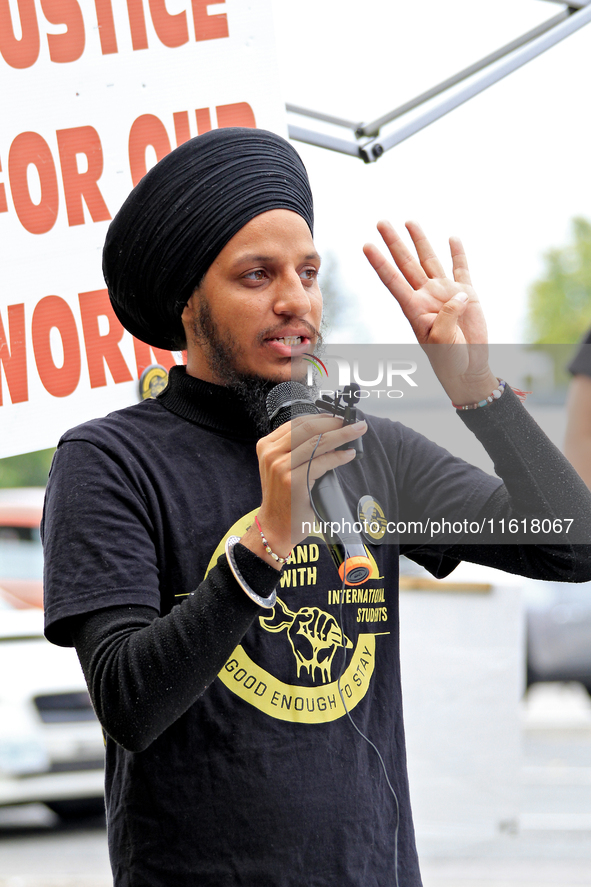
xmin=452 ymin=379 xmax=507 ymax=411
xmin=254 ymin=515 xmax=291 ymax=566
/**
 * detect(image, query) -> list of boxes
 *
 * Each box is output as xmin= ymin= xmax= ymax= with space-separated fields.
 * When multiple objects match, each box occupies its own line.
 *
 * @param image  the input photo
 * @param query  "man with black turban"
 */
xmin=42 ymin=127 xmax=591 ymax=887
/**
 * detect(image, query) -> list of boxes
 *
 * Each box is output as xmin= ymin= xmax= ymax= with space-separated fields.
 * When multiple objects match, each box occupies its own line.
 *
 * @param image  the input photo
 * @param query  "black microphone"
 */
xmin=266 ymin=382 xmax=371 ymax=586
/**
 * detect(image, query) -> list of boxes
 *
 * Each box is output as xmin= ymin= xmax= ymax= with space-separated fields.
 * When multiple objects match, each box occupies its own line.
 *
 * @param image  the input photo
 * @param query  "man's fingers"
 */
xmin=427 ymin=292 xmax=469 ymax=344
xmin=286 ymin=414 xmax=340 ymax=447
xmin=375 ymin=220 xmax=429 ymax=290
xmin=405 ymin=221 xmax=446 ymax=279
xmin=264 ymin=413 xmax=341 ymax=451
xmin=450 ymin=236 xmax=472 ymax=287
xmin=291 ymin=419 xmax=367 ymax=471
xmin=363 ymin=242 xmax=418 ymax=316
xmin=259 ymin=414 xmax=367 ymax=470
xmin=288 ymin=414 xmax=364 ymax=459
xmin=294 ymin=444 xmax=357 ymax=487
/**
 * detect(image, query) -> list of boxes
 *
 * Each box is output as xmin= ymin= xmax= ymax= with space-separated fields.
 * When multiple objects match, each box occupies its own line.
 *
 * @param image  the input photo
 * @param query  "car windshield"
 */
xmin=0 ymin=527 xmax=43 ymax=580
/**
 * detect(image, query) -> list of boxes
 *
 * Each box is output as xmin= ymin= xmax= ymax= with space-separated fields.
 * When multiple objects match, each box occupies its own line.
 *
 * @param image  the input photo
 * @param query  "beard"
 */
xmin=190 ymin=295 xmax=320 ymax=434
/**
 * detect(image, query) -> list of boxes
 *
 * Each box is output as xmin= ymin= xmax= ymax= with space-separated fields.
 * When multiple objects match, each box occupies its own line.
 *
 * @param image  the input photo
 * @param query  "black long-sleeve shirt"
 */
xmin=42 ymin=369 xmax=591 ymax=887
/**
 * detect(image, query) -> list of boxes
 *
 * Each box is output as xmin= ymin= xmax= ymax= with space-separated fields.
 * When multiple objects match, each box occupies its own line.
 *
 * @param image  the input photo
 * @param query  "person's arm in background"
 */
xmin=565 ymin=373 xmax=591 ymax=489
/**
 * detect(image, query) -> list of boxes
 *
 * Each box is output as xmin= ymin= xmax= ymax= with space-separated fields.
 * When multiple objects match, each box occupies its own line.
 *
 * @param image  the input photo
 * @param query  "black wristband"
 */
xmin=222 ymin=538 xmax=280 ymax=608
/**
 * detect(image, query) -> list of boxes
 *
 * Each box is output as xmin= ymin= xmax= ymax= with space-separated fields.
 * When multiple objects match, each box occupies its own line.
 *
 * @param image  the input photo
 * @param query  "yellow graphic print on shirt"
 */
xmin=206 ymin=509 xmax=383 ymax=725
xmin=260 ymin=597 xmax=352 ymax=684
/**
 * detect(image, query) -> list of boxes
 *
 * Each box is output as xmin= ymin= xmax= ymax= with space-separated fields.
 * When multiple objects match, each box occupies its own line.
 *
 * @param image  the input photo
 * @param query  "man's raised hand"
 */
xmin=363 ymin=220 xmax=498 ymax=406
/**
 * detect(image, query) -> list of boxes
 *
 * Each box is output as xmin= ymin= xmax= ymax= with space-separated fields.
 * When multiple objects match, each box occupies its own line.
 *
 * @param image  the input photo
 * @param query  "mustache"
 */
xmin=256 ymin=319 xmax=322 ymax=344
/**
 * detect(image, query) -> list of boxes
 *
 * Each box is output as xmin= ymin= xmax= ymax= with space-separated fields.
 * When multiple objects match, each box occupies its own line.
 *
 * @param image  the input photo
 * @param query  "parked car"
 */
xmin=0 ymin=486 xmax=105 ymax=818
xmin=0 ymin=600 xmax=105 ymax=818
xmin=0 ymin=486 xmax=45 ymax=609
xmin=523 ymin=577 xmax=591 ymax=695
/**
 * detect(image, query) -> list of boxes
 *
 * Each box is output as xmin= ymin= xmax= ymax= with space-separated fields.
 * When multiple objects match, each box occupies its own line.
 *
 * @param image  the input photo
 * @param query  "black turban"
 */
xmin=103 ymin=128 xmax=314 ymax=351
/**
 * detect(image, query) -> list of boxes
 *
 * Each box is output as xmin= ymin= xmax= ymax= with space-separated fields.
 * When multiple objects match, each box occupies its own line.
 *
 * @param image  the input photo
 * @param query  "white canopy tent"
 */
xmin=287 ymin=0 xmax=591 ymax=162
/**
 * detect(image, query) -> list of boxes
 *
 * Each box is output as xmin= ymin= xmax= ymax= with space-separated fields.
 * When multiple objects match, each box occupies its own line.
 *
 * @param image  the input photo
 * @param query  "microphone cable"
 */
xmin=305 ymin=433 xmax=401 ymax=887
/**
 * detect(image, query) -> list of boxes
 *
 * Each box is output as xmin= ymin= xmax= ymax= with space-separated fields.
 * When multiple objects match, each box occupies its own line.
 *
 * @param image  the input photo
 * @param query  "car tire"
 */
xmin=45 ymin=797 xmax=105 ymax=820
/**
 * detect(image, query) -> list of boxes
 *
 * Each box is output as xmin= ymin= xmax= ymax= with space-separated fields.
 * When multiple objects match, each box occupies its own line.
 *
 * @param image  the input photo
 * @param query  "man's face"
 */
xmin=181 ymin=209 xmax=322 ymax=385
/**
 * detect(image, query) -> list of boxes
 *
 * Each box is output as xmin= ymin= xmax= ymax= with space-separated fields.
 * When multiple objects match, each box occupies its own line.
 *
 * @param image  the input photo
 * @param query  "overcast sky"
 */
xmin=270 ymin=0 xmax=591 ymax=346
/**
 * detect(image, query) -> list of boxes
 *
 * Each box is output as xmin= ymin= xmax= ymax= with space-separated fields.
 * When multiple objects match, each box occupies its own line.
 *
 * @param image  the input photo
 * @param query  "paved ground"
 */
xmin=0 ymin=683 xmax=590 ymax=886
xmin=420 ymin=682 xmax=591 ymax=886
xmin=0 ymin=809 xmax=111 ymax=887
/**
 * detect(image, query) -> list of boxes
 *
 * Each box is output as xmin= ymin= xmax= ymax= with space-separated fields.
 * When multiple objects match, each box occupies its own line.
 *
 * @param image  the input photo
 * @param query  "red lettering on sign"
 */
xmin=133 ymin=339 xmax=178 ymax=377
xmin=149 ymin=0 xmax=188 ymax=48
xmin=0 ymin=304 xmax=28 ymax=405
xmin=0 ymin=157 xmax=7 ymax=213
xmin=195 ymin=108 xmax=211 ymax=134
xmin=216 ymin=102 xmax=256 ymax=129
xmin=9 ymin=132 xmax=59 ymax=235
xmin=41 ymin=0 xmax=85 ymax=63
xmin=128 ymin=107 xmax=256 ymax=184
xmin=56 ymin=126 xmax=111 ymax=227
xmin=0 ymin=0 xmax=40 ymax=69
xmin=32 ymin=296 xmax=81 ymax=398
xmin=127 ymin=0 xmax=148 ymax=51
xmin=79 ymin=289 xmax=133 ymax=388
xmin=0 ymin=0 xmax=233 ymax=67
xmin=128 ymin=115 xmax=172 ymax=186
xmin=94 ymin=0 xmax=118 ymax=54
xmin=173 ymin=111 xmax=191 ymax=147
xmin=191 ymin=0 xmax=228 ymax=42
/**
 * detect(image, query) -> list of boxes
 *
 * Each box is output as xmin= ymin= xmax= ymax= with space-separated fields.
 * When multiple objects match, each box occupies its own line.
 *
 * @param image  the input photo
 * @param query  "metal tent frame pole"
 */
xmin=286 ymin=1 xmax=591 ymax=162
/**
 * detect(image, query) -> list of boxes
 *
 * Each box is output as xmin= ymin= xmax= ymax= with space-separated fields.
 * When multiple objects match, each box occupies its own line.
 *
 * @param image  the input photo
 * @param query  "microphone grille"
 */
xmin=266 ymin=381 xmax=318 ymax=431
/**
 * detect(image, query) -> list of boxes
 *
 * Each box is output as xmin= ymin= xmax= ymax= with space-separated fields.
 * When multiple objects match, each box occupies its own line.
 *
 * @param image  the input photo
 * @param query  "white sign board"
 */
xmin=0 ymin=0 xmax=286 ymax=458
